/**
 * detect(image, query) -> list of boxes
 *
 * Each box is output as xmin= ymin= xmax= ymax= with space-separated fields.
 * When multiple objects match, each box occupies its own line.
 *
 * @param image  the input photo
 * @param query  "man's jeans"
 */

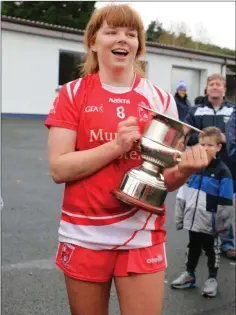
xmin=220 ymin=224 xmax=235 ymax=251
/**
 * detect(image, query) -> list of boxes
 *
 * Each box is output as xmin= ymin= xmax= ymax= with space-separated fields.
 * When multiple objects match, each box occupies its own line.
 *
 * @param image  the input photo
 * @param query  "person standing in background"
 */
xmin=171 ymin=127 xmax=234 ymax=297
xmin=174 ymin=80 xmax=192 ymax=121
xmin=226 ymin=106 xmax=236 ymax=173
xmin=185 ymin=74 xmax=236 ymax=260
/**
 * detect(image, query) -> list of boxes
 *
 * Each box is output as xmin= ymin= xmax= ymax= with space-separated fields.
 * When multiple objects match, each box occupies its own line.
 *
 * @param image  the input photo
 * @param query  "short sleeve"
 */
xmin=152 ymin=84 xmax=178 ymax=120
xmin=164 ymin=93 xmax=179 ymax=120
xmin=45 ymin=80 xmax=80 ymax=131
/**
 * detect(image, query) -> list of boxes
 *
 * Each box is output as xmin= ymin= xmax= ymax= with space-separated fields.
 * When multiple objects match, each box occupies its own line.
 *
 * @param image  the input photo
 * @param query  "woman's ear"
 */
xmin=91 ymin=44 xmax=97 ymax=52
xmin=90 ymin=37 xmax=97 ymax=52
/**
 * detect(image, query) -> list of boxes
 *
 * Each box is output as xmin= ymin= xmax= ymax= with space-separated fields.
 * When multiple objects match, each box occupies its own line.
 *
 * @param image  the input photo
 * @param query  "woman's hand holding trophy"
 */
xmin=112 ymin=108 xmax=212 ymax=215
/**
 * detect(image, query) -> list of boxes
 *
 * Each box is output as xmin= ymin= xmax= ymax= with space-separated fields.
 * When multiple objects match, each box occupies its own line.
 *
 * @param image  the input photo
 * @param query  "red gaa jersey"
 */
xmin=45 ymin=73 xmax=178 ymax=250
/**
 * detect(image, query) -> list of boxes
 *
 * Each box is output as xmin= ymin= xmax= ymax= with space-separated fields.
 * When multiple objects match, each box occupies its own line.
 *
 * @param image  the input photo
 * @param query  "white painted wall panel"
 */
xmin=146 ymin=53 xmax=222 ymax=97
xmin=2 ymin=30 xmax=84 ymax=115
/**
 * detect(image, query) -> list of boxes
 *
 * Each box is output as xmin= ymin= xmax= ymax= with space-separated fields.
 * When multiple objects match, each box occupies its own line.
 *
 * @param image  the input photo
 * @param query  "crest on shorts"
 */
xmin=61 ymin=243 xmax=75 ymax=267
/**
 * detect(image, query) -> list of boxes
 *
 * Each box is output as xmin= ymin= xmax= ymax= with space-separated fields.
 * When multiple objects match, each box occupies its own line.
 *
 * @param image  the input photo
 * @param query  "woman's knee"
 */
xmin=64 ymin=275 xmax=112 ymax=315
xmin=115 ymin=271 xmax=165 ymax=315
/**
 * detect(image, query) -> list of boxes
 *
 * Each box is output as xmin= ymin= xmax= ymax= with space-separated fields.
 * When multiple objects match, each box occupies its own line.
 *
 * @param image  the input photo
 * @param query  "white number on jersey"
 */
xmin=116 ymin=106 xmax=126 ymax=119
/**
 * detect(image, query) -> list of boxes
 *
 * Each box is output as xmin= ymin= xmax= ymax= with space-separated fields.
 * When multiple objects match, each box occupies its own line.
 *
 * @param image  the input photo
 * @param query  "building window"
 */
xmin=58 ymin=50 xmax=85 ymax=86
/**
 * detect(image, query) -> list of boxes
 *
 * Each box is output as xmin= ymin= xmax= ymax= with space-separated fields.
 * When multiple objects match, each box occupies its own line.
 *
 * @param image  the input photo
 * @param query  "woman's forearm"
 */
xmin=50 ymin=140 xmax=123 ymax=183
xmin=164 ymin=165 xmax=192 ymax=192
xmin=50 ymin=137 xmax=194 ymax=188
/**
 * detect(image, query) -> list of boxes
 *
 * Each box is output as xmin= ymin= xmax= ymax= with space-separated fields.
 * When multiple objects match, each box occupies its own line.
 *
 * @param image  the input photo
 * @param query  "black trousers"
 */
xmin=186 ymin=231 xmax=220 ymax=277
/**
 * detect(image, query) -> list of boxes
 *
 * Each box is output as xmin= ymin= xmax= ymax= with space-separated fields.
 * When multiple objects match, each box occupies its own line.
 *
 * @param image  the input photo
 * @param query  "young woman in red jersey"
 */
xmin=45 ymin=4 xmax=211 ymax=315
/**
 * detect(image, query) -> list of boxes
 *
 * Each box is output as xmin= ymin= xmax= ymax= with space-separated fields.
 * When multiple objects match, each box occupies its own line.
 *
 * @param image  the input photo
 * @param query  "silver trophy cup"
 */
xmin=112 ymin=106 xmax=203 ymax=215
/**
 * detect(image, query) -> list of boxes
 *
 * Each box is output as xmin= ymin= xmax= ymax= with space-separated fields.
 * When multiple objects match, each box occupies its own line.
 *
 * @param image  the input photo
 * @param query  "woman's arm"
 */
xmin=48 ymin=117 xmax=141 ymax=183
xmin=48 ymin=128 xmax=123 ymax=183
xmin=164 ymin=144 xmax=211 ymax=192
xmin=164 ymin=165 xmax=191 ymax=192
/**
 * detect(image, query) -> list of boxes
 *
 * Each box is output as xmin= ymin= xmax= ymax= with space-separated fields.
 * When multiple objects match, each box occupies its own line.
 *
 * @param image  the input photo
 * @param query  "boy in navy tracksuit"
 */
xmin=185 ymin=73 xmax=236 ymax=260
xmin=171 ymin=127 xmax=234 ymax=297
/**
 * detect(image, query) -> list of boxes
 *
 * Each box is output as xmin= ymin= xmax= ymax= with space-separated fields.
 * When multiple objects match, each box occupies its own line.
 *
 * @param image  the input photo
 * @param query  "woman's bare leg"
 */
xmin=65 ymin=275 xmax=112 ymax=315
xmin=115 ymin=271 xmax=165 ymax=315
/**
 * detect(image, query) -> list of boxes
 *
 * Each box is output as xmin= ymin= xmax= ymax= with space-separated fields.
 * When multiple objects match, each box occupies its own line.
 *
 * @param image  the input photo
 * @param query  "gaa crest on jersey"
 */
xmin=61 ymin=243 xmax=75 ymax=268
xmin=137 ymin=102 xmax=150 ymax=122
xmin=49 ymin=95 xmax=59 ymax=115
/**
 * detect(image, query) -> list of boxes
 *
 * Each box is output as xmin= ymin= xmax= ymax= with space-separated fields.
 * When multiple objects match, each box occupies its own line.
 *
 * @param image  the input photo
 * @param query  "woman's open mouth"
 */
xmin=111 ymin=49 xmax=129 ymax=57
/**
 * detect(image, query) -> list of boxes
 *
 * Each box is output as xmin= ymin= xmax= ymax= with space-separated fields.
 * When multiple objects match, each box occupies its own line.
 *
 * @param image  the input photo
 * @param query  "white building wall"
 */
xmin=2 ymin=29 xmax=84 ymax=115
xmin=146 ymin=53 xmax=223 ymax=100
xmin=2 ymin=28 xmax=225 ymax=115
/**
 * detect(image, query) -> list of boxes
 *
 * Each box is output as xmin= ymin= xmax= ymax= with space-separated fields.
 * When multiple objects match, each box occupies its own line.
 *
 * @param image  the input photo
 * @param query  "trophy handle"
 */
xmin=139 ymin=105 xmax=158 ymax=115
xmin=139 ymin=105 xmax=204 ymax=135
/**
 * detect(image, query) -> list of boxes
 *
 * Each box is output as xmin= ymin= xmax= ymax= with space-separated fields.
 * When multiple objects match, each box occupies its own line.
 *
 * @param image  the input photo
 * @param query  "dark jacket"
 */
xmin=185 ymin=98 xmax=235 ymax=175
xmin=174 ymin=93 xmax=192 ymax=122
xmin=226 ymin=107 xmax=236 ymax=191
xmin=226 ymin=107 xmax=236 ymax=159
xmin=194 ymin=95 xmax=207 ymax=106
xmin=175 ymin=158 xmax=234 ymax=235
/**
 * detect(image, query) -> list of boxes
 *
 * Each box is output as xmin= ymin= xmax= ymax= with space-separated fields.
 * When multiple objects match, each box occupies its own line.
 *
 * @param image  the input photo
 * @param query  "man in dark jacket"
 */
xmin=174 ymin=80 xmax=192 ymax=121
xmin=185 ymin=73 xmax=236 ymax=260
xmin=226 ymin=106 xmax=236 ymax=193
xmin=226 ymin=106 xmax=236 ymax=166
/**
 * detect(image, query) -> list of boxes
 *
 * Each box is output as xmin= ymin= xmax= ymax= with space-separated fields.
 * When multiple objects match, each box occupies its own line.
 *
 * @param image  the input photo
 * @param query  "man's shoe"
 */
xmin=221 ymin=248 xmax=236 ymax=260
xmin=171 ymin=271 xmax=196 ymax=289
xmin=202 ymin=278 xmax=218 ymax=297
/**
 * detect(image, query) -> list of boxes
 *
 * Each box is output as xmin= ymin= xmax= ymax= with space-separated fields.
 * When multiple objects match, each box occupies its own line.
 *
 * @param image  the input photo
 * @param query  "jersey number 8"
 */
xmin=116 ymin=106 xmax=126 ymax=119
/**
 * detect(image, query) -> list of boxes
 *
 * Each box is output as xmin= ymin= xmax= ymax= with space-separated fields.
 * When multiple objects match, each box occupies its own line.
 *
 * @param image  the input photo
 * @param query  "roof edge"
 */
xmin=1 ymin=15 xmax=236 ymax=61
xmin=1 ymin=15 xmax=85 ymax=36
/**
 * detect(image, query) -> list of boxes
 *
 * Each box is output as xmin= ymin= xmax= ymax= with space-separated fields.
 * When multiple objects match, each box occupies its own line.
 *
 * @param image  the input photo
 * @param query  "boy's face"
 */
xmin=199 ymin=136 xmax=222 ymax=157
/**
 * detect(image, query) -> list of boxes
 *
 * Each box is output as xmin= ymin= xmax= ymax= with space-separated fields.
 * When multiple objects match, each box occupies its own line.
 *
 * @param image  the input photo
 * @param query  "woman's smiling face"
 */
xmin=91 ymin=21 xmax=139 ymax=72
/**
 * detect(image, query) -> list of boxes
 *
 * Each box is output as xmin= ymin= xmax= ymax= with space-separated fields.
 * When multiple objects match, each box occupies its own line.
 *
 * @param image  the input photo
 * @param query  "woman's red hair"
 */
xmin=81 ymin=4 xmax=146 ymax=76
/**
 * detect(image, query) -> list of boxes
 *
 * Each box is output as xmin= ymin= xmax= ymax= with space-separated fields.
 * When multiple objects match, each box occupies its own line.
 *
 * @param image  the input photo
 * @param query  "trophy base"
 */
xmin=112 ymin=189 xmax=165 ymax=216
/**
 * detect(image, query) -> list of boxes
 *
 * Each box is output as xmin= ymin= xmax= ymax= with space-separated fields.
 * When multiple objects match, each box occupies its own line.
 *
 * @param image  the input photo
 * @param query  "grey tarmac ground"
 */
xmin=1 ymin=117 xmax=235 ymax=315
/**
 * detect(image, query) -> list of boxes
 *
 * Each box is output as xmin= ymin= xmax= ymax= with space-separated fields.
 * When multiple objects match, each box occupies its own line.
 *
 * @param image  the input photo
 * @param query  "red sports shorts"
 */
xmin=56 ymin=242 xmax=167 ymax=282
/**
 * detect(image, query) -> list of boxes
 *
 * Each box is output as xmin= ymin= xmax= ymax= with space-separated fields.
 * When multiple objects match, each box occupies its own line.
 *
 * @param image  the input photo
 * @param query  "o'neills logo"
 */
xmin=147 ymin=255 xmax=163 ymax=264
xmin=109 ymin=98 xmax=130 ymax=104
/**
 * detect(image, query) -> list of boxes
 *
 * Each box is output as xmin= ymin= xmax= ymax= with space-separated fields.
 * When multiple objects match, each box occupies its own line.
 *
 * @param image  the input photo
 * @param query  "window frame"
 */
xmin=56 ymin=49 xmax=85 ymax=90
